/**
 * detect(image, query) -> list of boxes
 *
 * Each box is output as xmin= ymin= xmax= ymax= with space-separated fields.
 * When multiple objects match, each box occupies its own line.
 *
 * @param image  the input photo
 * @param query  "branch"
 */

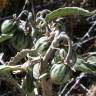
xmin=7 ymin=49 xmax=36 ymax=65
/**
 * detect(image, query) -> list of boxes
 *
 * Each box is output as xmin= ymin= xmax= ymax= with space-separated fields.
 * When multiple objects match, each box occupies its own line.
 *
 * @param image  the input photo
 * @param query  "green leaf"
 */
xmin=74 ymin=57 xmax=96 ymax=72
xmin=87 ymin=56 xmax=96 ymax=64
xmin=22 ymin=65 xmax=35 ymax=93
xmin=0 ymin=34 xmax=13 ymax=43
xmin=45 ymin=7 xmax=92 ymax=23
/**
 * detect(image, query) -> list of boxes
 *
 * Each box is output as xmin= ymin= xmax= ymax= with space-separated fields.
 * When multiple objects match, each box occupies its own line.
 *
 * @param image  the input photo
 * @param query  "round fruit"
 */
xmin=11 ymin=30 xmax=30 ymax=51
xmin=35 ymin=36 xmax=50 ymax=55
xmin=52 ymin=48 xmax=66 ymax=64
xmin=1 ymin=19 xmax=17 ymax=34
xmin=50 ymin=64 xmax=72 ymax=85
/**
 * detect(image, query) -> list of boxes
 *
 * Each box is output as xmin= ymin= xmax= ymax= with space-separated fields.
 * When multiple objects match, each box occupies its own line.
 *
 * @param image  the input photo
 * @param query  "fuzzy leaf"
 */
xmin=87 ymin=56 xmax=96 ymax=64
xmin=0 ymin=65 xmax=24 ymax=73
xmin=45 ymin=7 xmax=92 ymax=23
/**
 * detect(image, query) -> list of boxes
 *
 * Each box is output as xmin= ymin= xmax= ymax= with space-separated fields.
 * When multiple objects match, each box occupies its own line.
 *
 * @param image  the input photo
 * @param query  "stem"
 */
xmin=7 ymin=49 xmax=36 ymax=65
xmin=17 ymin=10 xmax=28 ymax=20
xmin=41 ymin=78 xmax=52 ymax=96
xmin=81 ymin=21 xmax=96 ymax=41
xmin=30 ymin=0 xmax=36 ymax=26
xmin=62 ymin=33 xmax=72 ymax=64
xmin=73 ymin=35 xmax=96 ymax=50
xmin=0 ymin=65 xmax=25 ymax=73
xmin=59 ymin=78 xmax=74 ymax=96
xmin=22 ymin=0 xmax=29 ymax=10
